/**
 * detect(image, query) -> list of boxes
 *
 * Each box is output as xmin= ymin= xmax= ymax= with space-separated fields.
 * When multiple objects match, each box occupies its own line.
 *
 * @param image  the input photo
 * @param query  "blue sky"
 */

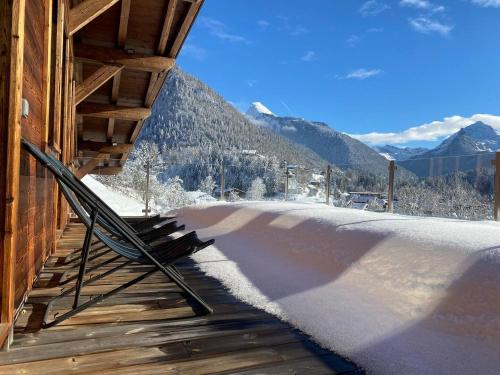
xmin=178 ymin=0 xmax=500 ymax=148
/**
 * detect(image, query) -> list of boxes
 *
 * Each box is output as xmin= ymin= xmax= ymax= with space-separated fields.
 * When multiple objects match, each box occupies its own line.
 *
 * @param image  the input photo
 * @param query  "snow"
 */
xmin=82 ymin=175 xmax=148 ymax=216
xmin=176 ymin=201 xmax=500 ymax=375
xmin=378 ymin=152 xmax=394 ymax=160
xmin=247 ymin=101 xmax=275 ymax=117
xmin=186 ymin=190 xmax=217 ymax=204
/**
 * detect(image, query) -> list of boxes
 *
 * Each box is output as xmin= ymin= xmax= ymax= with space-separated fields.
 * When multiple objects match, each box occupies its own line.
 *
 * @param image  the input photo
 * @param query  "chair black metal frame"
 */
xmin=21 ymin=139 xmax=215 ymax=328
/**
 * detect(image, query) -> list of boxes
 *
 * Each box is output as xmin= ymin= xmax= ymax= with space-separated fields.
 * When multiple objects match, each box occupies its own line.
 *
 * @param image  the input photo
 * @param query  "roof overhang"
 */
xmin=72 ymin=0 xmax=203 ymax=175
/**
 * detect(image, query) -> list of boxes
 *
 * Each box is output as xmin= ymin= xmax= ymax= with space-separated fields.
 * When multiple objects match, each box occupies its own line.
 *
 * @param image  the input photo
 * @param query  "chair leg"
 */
xmin=43 ymin=267 xmax=156 ymax=328
xmin=73 ymin=208 xmax=98 ymax=309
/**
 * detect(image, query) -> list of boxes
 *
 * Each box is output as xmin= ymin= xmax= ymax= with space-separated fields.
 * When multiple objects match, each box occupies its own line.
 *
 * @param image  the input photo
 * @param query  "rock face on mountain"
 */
xmin=374 ymin=145 xmax=428 ymax=161
xmin=401 ymin=122 xmax=500 ymax=177
xmin=139 ymin=68 xmax=327 ymax=168
xmin=245 ymin=103 xmax=391 ymax=174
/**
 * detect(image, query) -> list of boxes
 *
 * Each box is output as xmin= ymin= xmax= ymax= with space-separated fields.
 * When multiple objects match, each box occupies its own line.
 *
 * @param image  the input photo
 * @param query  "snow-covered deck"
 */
xmin=177 ymin=202 xmax=500 ymax=375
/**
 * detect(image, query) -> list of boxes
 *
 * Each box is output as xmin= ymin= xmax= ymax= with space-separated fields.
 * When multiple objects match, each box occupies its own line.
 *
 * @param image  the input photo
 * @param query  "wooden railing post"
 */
xmin=219 ymin=163 xmax=225 ymax=202
xmin=387 ymin=160 xmax=397 ymax=213
xmin=325 ymin=165 xmax=331 ymax=205
xmin=492 ymin=152 xmax=500 ymax=221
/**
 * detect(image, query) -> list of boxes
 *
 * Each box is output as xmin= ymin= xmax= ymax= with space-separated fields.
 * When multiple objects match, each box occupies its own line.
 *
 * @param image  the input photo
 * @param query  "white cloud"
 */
xmin=257 ymin=20 xmax=270 ymax=29
xmin=247 ymin=80 xmax=257 ymax=88
xmin=345 ymin=68 xmax=383 ymax=80
xmin=349 ymin=114 xmax=500 ymax=145
xmin=471 ymin=0 xmax=500 ymax=7
xmin=400 ymin=0 xmax=432 ymax=8
xmin=276 ymin=16 xmax=309 ymax=36
xmin=301 ymin=51 xmax=316 ymax=62
xmin=409 ymin=17 xmax=453 ymax=36
xmin=290 ymin=25 xmax=309 ymax=36
xmin=200 ymin=17 xmax=251 ymax=44
xmin=181 ymin=44 xmax=207 ymax=61
xmin=346 ymin=34 xmax=361 ymax=47
xmin=359 ymin=1 xmax=391 ymax=16
xmin=399 ymin=0 xmax=445 ymax=11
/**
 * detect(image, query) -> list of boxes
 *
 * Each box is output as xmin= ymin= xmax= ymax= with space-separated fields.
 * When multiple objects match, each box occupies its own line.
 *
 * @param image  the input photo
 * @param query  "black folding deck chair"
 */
xmin=21 ymin=139 xmax=215 ymax=327
xmin=22 ymin=139 xmax=193 ymax=276
xmin=57 ymin=180 xmax=188 ymax=286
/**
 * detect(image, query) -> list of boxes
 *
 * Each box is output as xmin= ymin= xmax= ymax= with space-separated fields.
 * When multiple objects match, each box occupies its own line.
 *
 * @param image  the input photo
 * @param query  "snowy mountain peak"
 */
xmin=460 ymin=121 xmax=499 ymax=139
xmin=246 ymin=102 xmax=275 ymax=118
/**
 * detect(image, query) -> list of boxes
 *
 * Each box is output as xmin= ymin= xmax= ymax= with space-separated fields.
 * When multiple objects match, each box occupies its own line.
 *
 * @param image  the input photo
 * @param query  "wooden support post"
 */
xmin=41 ymin=0 xmax=53 ymax=145
xmin=220 ymin=163 xmax=225 ymax=202
xmin=387 ymin=160 xmax=397 ymax=213
xmin=326 ymin=165 xmax=332 ymax=205
xmin=1 ymin=0 xmax=25 ymax=346
xmin=492 ymin=152 xmax=500 ymax=221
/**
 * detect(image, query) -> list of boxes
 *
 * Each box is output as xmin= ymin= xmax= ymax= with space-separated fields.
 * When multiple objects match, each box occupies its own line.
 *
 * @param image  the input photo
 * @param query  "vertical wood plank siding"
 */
xmin=14 ymin=0 xmax=55 ymax=309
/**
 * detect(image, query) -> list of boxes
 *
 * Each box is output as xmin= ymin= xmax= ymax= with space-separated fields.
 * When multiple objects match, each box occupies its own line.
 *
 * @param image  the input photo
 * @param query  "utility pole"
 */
xmin=387 ymin=160 xmax=397 ymax=213
xmin=143 ymin=161 xmax=151 ymax=217
xmin=492 ymin=152 xmax=500 ymax=221
xmin=326 ymin=165 xmax=332 ymax=205
xmin=220 ymin=162 xmax=225 ymax=201
xmin=284 ymin=161 xmax=289 ymax=201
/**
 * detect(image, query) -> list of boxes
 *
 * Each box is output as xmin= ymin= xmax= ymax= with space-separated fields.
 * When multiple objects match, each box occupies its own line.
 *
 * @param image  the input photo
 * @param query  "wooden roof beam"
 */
xmin=75 ymin=43 xmax=175 ymax=73
xmin=69 ymin=0 xmax=120 ymax=36
xmin=158 ymin=0 xmax=178 ymax=55
xmin=78 ymin=141 xmax=133 ymax=154
xmin=78 ymin=103 xmax=151 ymax=121
xmin=169 ymin=0 xmax=203 ymax=58
xmin=89 ymin=166 xmax=123 ymax=175
xmin=117 ymin=0 xmax=131 ymax=47
xmin=77 ymin=153 xmax=109 ymax=178
xmin=75 ymin=64 xmax=123 ymax=105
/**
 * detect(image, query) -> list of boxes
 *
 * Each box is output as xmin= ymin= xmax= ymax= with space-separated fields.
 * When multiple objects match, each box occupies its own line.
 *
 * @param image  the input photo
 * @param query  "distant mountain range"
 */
xmin=400 ymin=122 xmax=500 ymax=177
xmin=140 ymin=68 xmax=497 ymax=185
xmin=373 ymin=145 xmax=428 ymax=161
xmin=245 ymin=102 xmax=391 ymax=174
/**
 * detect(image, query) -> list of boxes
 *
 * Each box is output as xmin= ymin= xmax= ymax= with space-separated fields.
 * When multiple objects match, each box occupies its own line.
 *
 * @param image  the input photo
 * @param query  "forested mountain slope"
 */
xmin=140 ymin=69 xmax=326 ymax=167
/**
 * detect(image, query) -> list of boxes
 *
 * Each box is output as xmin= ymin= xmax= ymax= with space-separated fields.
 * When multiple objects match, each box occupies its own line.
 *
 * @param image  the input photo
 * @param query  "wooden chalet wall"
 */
xmin=1 ymin=0 xmax=76 ymax=344
xmin=15 ymin=0 xmax=55 ymax=309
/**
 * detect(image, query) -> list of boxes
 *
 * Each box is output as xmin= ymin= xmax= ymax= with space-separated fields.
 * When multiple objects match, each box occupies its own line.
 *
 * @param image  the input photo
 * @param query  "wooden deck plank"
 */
xmin=0 ymin=223 xmax=362 ymax=375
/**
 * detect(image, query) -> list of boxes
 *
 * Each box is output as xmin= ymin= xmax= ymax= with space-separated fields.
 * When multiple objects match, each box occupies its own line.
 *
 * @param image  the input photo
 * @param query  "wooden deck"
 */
xmin=0 ymin=223 xmax=363 ymax=374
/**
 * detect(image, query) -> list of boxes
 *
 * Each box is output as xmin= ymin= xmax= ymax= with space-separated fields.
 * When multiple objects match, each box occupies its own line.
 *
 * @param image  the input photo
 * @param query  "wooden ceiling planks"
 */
xmin=120 ymin=0 xmax=203 ymax=166
xmin=72 ymin=0 xmax=204 ymax=175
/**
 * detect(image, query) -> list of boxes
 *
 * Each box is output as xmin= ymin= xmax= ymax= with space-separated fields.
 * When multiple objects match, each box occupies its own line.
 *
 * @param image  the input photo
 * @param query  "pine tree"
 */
xmin=248 ymin=177 xmax=266 ymax=200
xmin=199 ymin=175 xmax=216 ymax=195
